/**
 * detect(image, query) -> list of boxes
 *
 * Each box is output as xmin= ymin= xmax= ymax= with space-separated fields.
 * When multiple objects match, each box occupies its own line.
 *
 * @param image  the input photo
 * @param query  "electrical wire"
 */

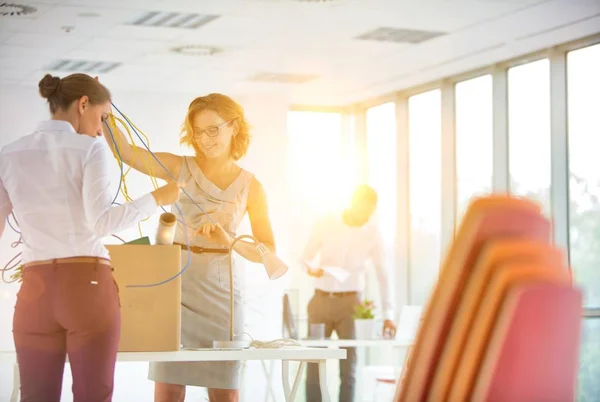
xmin=109 ymin=103 xmax=217 ymax=226
xmin=1 ymin=236 xmax=22 ymax=283
xmin=242 ymin=332 xmax=301 ymax=349
xmin=111 ymin=234 xmax=127 ymax=244
xmin=104 ymin=103 xmax=198 ymax=288
xmin=108 ymin=105 xmax=299 ymax=348
xmin=6 ymin=213 xmax=20 ymax=234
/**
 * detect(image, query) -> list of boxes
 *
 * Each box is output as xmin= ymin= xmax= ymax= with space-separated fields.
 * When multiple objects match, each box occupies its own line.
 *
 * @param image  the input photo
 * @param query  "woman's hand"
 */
xmin=195 ymin=223 xmax=233 ymax=247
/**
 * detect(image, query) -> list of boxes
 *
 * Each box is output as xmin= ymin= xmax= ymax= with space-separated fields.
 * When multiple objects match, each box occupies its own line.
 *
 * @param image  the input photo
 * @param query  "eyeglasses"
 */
xmin=193 ymin=121 xmax=231 ymax=138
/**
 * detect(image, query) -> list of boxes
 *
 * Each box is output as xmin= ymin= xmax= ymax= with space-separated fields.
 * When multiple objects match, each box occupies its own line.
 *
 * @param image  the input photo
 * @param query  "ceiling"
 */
xmin=0 ymin=0 xmax=599 ymax=106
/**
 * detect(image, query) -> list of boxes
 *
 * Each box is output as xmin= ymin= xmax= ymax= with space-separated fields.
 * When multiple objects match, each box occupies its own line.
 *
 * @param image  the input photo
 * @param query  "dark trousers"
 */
xmin=306 ymin=291 xmax=359 ymax=402
xmin=13 ymin=260 xmax=121 ymax=402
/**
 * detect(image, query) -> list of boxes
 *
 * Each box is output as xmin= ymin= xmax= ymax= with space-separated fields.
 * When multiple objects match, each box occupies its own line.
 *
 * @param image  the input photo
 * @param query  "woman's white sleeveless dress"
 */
xmin=148 ymin=156 xmax=253 ymax=389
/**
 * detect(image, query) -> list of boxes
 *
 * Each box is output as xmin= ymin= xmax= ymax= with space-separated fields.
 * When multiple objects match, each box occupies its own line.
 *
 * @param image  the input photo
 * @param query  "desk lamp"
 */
xmin=212 ymin=234 xmax=288 ymax=349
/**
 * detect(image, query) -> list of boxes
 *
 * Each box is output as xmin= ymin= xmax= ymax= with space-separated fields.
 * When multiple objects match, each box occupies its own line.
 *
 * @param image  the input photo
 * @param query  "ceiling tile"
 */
xmin=105 ymin=25 xmax=186 ymax=41
xmin=0 ymin=67 xmax=36 ymax=82
xmin=21 ymin=5 xmax=140 ymax=35
xmin=0 ymin=32 xmax=14 ymax=43
xmin=1 ymin=0 xmax=595 ymax=106
xmin=4 ymin=32 xmax=89 ymax=50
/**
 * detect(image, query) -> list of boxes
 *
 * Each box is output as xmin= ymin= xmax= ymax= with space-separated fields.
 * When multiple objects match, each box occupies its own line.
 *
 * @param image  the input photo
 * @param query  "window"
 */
xmin=508 ymin=59 xmax=551 ymax=215
xmin=567 ymin=43 xmax=600 ymax=309
xmin=365 ymin=102 xmax=398 ymax=366
xmin=567 ymin=43 xmax=600 ymax=402
xmin=408 ymin=89 xmax=442 ymax=304
xmin=578 ymin=318 xmax=600 ymax=401
xmin=366 ymin=102 xmax=397 ymax=244
xmin=455 ymin=75 xmax=494 ymax=227
xmin=287 ymin=111 xmax=352 ymax=216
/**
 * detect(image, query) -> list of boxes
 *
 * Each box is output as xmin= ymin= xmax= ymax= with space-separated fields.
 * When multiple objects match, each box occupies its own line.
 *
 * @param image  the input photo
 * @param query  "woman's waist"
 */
xmin=23 ymin=255 xmax=111 ymax=269
xmin=173 ymin=241 xmax=229 ymax=255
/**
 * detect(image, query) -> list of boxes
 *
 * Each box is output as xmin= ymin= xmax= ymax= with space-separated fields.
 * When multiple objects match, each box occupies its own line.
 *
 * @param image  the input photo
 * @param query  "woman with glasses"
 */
xmin=103 ymin=93 xmax=276 ymax=402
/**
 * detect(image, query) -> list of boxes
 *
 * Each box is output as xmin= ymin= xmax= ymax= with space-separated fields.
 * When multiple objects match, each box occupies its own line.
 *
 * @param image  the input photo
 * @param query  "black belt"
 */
xmin=174 ymin=242 xmax=229 ymax=254
xmin=315 ymin=289 xmax=359 ymax=298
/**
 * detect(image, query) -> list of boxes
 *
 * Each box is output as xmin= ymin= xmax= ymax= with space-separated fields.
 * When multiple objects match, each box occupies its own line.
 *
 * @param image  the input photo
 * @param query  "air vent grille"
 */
xmin=356 ymin=27 xmax=445 ymax=44
xmin=44 ymin=59 xmax=121 ymax=74
xmin=248 ymin=72 xmax=319 ymax=84
xmin=0 ymin=3 xmax=37 ymax=17
xmin=128 ymin=11 xmax=219 ymax=29
xmin=171 ymin=45 xmax=222 ymax=56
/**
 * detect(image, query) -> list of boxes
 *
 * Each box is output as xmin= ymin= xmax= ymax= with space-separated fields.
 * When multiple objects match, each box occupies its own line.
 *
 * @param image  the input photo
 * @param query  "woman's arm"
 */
xmin=198 ymin=178 xmax=275 ymax=263
xmin=102 ymin=118 xmax=183 ymax=181
xmin=82 ymin=141 xmax=181 ymax=237
xmin=232 ymin=178 xmax=276 ymax=263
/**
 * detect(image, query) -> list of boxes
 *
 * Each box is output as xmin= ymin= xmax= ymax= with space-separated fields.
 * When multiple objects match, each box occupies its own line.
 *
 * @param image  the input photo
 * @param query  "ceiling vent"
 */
xmin=44 ymin=59 xmax=122 ymax=74
xmin=171 ymin=45 xmax=222 ymax=56
xmin=248 ymin=72 xmax=319 ymax=84
xmin=128 ymin=11 xmax=219 ymax=29
xmin=0 ymin=3 xmax=37 ymax=16
xmin=356 ymin=27 xmax=445 ymax=44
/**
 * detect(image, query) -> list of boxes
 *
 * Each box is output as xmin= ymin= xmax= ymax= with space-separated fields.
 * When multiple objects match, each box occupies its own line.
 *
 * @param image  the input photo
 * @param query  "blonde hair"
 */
xmin=180 ymin=93 xmax=251 ymax=160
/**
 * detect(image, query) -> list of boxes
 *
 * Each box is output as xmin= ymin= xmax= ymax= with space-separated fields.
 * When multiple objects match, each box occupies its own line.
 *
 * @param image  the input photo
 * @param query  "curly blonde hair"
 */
xmin=180 ymin=93 xmax=251 ymax=161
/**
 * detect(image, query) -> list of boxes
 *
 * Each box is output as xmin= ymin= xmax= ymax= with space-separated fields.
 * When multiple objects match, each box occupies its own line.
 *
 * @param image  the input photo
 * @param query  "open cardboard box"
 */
xmin=106 ymin=244 xmax=181 ymax=352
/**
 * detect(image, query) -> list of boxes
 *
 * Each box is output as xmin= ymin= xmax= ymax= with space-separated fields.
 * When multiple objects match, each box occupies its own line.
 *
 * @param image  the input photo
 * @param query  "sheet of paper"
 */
xmin=303 ymin=260 xmax=350 ymax=283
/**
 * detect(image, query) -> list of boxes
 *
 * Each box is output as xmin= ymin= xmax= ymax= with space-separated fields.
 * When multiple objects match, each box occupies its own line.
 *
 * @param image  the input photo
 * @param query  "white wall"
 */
xmin=0 ymin=84 xmax=291 ymax=401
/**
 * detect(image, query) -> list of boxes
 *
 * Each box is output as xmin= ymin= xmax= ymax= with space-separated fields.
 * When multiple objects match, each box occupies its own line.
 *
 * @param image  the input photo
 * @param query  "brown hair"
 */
xmin=180 ymin=93 xmax=251 ymax=161
xmin=38 ymin=73 xmax=111 ymax=114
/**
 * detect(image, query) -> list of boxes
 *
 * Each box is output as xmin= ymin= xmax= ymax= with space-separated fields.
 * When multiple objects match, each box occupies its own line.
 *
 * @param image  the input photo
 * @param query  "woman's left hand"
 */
xmin=195 ymin=223 xmax=233 ymax=247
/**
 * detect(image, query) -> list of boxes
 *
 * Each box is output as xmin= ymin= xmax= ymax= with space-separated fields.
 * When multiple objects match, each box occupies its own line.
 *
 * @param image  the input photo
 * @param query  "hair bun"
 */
xmin=38 ymin=74 xmax=61 ymax=99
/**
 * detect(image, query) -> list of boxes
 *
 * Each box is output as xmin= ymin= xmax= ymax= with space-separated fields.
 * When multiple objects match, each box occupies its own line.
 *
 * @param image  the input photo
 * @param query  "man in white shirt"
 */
xmin=303 ymin=185 xmax=396 ymax=402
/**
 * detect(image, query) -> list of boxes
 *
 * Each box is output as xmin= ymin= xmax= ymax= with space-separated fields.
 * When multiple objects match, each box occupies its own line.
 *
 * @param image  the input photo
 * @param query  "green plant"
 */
xmin=9 ymin=265 xmax=23 ymax=283
xmin=353 ymin=299 xmax=375 ymax=319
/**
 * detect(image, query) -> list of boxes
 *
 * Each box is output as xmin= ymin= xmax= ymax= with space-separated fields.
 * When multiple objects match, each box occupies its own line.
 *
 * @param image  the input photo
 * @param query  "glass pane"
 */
xmin=455 ymin=75 xmax=493 ymax=227
xmin=287 ymin=111 xmax=349 ymax=215
xmin=508 ymin=59 xmax=551 ymax=215
xmin=567 ymin=43 xmax=600 ymax=308
xmin=365 ymin=102 xmax=397 ymax=367
xmin=366 ymin=102 xmax=397 ymax=245
xmin=408 ymin=89 xmax=442 ymax=304
xmin=578 ymin=318 xmax=600 ymax=401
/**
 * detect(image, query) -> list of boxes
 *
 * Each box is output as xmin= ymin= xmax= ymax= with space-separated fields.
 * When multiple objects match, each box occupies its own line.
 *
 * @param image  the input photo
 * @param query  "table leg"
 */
xmin=282 ymin=360 xmax=291 ymax=398
xmin=281 ymin=360 xmax=306 ymax=402
xmin=11 ymin=362 xmax=19 ymax=402
xmin=318 ymin=360 xmax=330 ymax=402
xmin=261 ymin=360 xmax=277 ymax=402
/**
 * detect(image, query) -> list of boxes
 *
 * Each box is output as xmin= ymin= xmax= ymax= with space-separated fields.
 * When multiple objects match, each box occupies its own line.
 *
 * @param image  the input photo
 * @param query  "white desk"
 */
xmin=1 ymin=347 xmax=346 ymax=402
xmin=298 ymin=338 xmax=412 ymax=348
xmin=253 ymin=339 xmax=413 ymax=402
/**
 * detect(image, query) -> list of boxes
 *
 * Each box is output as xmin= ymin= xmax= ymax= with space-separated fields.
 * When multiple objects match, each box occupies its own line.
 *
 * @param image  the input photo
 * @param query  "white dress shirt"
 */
xmin=0 ymin=120 xmax=157 ymax=263
xmin=303 ymin=213 xmax=395 ymax=320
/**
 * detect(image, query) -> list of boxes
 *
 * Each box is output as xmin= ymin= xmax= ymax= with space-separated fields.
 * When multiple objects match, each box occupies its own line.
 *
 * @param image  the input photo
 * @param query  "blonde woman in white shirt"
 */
xmin=0 ymin=73 xmax=180 ymax=402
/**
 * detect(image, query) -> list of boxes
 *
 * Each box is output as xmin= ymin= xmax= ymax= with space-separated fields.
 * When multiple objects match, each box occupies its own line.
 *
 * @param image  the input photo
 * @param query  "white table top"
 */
xmin=0 ymin=347 xmax=345 ymax=364
xmin=298 ymin=338 xmax=413 ymax=348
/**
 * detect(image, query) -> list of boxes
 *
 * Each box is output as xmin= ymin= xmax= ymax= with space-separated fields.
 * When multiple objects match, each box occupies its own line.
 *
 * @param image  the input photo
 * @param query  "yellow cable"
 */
xmin=108 ymin=114 xmax=143 ymax=236
xmin=117 ymin=113 xmax=161 ymax=189
xmin=108 ymin=112 xmax=167 ymax=237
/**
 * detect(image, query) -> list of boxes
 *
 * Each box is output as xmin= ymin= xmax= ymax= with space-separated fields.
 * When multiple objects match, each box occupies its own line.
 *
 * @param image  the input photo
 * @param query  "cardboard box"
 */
xmin=106 ymin=245 xmax=181 ymax=352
